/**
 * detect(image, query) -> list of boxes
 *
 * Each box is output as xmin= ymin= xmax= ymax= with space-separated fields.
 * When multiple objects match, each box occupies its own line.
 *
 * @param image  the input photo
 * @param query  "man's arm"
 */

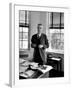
xmin=43 ymin=35 xmax=49 ymax=49
xmin=31 ymin=36 xmax=37 ymax=48
xmin=31 ymin=43 xmax=37 ymax=48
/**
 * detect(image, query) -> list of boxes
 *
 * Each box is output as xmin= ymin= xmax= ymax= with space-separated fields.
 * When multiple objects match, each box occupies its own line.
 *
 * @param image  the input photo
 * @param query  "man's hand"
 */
xmin=38 ymin=45 xmax=43 ymax=48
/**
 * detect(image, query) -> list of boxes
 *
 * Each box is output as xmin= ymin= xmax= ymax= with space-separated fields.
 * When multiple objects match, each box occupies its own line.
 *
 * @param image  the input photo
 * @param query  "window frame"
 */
xmin=46 ymin=12 xmax=64 ymax=54
xmin=19 ymin=10 xmax=30 ymax=51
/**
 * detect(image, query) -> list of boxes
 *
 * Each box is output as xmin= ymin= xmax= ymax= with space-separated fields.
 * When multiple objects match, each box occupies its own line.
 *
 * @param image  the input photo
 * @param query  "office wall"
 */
xmin=29 ymin=11 xmax=47 ymax=45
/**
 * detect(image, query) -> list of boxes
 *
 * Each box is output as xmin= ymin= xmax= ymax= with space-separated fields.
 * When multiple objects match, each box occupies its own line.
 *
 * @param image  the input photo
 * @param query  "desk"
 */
xmin=19 ymin=60 xmax=53 ymax=79
xmin=47 ymin=57 xmax=62 ymax=72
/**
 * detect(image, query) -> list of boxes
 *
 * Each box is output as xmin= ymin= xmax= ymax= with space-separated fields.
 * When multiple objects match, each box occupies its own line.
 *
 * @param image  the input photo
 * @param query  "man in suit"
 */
xmin=31 ymin=24 xmax=49 ymax=65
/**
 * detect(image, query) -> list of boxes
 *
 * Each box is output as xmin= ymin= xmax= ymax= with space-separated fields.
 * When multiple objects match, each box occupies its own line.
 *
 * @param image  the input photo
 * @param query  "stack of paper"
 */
xmin=20 ymin=70 xmax=35 ymax=78
xmin=19 ymin=58 xmax=26 ymax=64
xmin=38 ymin=65 xmax=53 ymax=73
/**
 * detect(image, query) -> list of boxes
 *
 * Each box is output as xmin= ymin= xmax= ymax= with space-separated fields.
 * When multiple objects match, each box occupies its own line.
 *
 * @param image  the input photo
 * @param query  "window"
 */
xmin=19 ymin=10 xmax=29 ymax=50
xmin=50 ymin=29 xmax=64 ymax=50
xmin=48 ymin=12 xmax=64 ymax=53
xmin=50 ymin=12 xmax=64 ymax=29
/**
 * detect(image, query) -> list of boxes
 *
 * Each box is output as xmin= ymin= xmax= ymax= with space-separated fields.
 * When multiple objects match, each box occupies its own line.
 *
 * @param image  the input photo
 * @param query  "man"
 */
xmin=31 ymin=24 xmax=49 ymax=65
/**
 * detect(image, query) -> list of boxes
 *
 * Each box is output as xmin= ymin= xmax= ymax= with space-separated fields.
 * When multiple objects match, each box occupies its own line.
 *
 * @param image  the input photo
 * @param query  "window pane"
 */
xmin=23 ymin=33 xmax=28 ymax=40
xmin=23 ymin=41 xmax=28 ymax=49
xmin=19 ymin=10 xmax=25 ymax=23
xmin=59 ymin=42 xmax=64 ymax=50
xmin=19 ymin=32 xmax=28 ymax=40
xmin=51 ymin=33 xmax=64 ymax=50
xmin=61 ymin=13 xmax=64 ymax=27
xmin=19 ymin=41 xmax=23 ymax=49
xmin=23 ymin=27 xmax=28 ymax=32
xmin=61 ymin=33 xmax=64 ymax=42
xmin=19 ymin=27 xmax=22 ymax=32
xmin=50 ymin=12 xmax=64 ymax=29
xmin=19 ymin=20 xmax=25 ymax=23
xmin=53 ymin=13 xmax=60 ymax=27
xmin=19 ymin=32 xmax=22 ymax=40
xmin=19 ymin=10 xmax=29 ymax=24
xmin=50 ymin=29 xmax=61 ymax=33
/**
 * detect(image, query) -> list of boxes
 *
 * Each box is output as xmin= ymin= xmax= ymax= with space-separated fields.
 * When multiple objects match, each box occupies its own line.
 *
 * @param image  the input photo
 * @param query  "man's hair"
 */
xmin=37 ymin=24 xmax=43 ymax=27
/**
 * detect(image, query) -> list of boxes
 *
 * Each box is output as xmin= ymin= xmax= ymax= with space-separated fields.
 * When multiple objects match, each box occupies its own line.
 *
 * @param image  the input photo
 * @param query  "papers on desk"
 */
xmin=19 ymin=60 xmax=38 ymax=78
xmin=19 ymin=65 xmax=28 ymax=73
xmin=19 ymin=58 xmax=27 ymax=64
xmin=20 ymin=61 xmax=38 ymax=67
xmin=19 ymin=60 xmax=53 ymax=78
xmin=37 ymin=65 xmax=53 ymax=73
xmin=20 ymin=70 xmax=35 ymax=78
xmin=25 ymin=70 xmax=35 ymax=77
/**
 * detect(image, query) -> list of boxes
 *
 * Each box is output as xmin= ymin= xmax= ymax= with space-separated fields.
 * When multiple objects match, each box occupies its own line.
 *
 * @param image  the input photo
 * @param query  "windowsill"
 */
xmin=19 ymin=48 xmax=30 ymax=51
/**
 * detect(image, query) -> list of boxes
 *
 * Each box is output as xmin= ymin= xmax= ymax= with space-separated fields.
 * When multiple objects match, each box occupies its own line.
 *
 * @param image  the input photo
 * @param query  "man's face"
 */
xmin=37 ymin=25 xmax=43 ymax=34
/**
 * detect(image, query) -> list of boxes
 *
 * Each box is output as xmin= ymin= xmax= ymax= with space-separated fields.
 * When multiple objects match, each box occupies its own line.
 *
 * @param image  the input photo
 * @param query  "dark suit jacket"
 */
xmin=31 ymin=33 xmax=49 ymax=64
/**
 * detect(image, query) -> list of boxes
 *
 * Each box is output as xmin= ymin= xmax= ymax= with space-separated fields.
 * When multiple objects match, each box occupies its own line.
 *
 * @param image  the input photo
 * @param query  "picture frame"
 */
xmin=9 ymin=3 xmax=70 ymax=87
